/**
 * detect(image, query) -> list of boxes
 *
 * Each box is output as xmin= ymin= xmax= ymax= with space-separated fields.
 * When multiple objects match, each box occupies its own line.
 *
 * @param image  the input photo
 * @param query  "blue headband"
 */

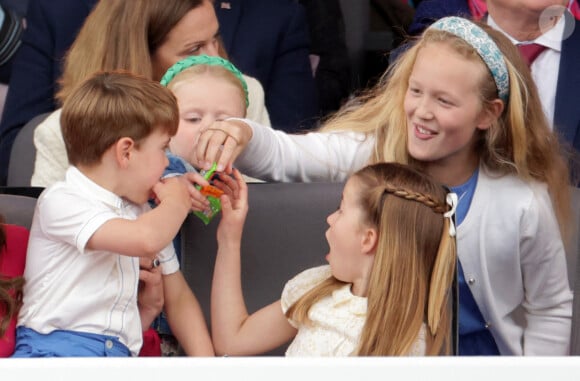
xmin=428 ymin=16 xmax=509 ymax=102
xmin=160 ymin=55 xmax=249 ymax=107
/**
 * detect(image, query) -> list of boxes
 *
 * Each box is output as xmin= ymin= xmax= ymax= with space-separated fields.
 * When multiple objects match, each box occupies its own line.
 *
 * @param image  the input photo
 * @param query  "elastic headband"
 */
xmin=428 ymin=16 xmax=509 ymax=102
xmin=160 ymin=55 xmax=249 ymax=107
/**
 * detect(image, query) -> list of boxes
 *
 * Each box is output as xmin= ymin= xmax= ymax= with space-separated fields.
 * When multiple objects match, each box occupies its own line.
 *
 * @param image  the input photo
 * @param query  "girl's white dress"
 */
xmin=281 ymin=265 xmax=426 ymax=356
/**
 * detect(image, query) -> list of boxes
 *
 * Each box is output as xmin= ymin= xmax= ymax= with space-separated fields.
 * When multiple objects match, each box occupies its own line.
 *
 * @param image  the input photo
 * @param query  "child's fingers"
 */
xmin=232 ymin=169 xmax=247 ymax=198
xmin=139 ymin=267 xmax=161 ymax=283
xmin=219 ymin=194 xmax=232 ymax=214
xmin=229 ymin=169 xmax=247 ymax=209
xmin=191 ymin=198 xmax=210 ymax=213
xmin=151 ymin=181 xmax=165 ymax=197
xmin=182 ymin=172 xmax=209 ymax=187
xmin=196 ymin=129 xmax=228 ymax=171
xmin=218 ymin=136 xmax=239 ymax=173
xmin=213 ymin=173 xmax=239 ymax=198
xmin=186 ymin=182 xmax=210 ymax=207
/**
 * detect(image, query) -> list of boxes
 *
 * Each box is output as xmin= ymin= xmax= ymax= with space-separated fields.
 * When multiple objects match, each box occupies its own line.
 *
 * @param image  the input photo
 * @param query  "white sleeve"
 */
xmin=158 ymin=242 xmax=179 ymax=275
xmin=38 ymin=187 xmax=120 ymax=254
xmin=235 ymin=119 xmax=373 ymax=182
xmin=520 ymin=186 xmax=572 ymax=355
xmin=31 ymin=109 xmax=69 ymax=188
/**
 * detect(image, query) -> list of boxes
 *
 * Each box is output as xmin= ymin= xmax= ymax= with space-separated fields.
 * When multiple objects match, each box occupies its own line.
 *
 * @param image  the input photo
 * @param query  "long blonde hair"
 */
xmin=286 ymin=163 xmax=457 ymax=355
xmin=57 ymin=0 xmax=204 ymax=104
xmin=321 ymin=22 xmax=572 ymax=237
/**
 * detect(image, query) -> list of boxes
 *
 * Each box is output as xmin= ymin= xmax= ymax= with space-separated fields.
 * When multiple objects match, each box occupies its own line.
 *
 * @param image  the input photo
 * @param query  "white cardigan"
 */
xmin=31 ymin=75 xmax=270 ymax=187
xmin=236 ymin=120 xmax=573 ymax=355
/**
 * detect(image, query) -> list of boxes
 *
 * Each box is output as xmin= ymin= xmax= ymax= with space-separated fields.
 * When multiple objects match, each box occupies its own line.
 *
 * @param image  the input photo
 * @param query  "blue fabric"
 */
xmin=163 ymin=152 xmax=198 ymax=179
xmin=11 ymin=326 xmax=131 ymax=357
xmin=408 ymin=0 xmax=471 ymax=35
xmin=554 ymin=17 xmax=580 ymax=156
xmin=216 ymin=0 xmax=318 ymax=131
xmin=451 ymin=169 xmax=500 ymax=356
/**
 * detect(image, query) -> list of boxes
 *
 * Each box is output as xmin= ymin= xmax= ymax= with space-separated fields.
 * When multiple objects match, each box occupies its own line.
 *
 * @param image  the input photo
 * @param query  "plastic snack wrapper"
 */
xmin=194 ymin=163 xmax=223 ymax=225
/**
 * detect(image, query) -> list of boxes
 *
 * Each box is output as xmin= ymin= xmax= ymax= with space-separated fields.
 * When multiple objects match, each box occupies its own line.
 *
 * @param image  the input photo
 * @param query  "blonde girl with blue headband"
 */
xmin=212 ymin=163 xmax=457 ymax=356
xmin=196 ymin=16 xmax=574 ymax=355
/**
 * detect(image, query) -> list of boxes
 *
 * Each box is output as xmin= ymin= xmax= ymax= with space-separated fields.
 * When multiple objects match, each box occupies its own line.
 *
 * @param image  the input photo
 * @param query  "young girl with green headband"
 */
xmin=160 ymin=55 xmax=249 ymax=182
xmin=146 ymin=55 xmax=250 ymax=354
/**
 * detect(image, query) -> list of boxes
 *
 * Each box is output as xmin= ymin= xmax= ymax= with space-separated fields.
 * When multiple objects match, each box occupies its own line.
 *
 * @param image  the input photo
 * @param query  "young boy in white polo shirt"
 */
xmin=12 ymin=71 xmax=214 ymax=357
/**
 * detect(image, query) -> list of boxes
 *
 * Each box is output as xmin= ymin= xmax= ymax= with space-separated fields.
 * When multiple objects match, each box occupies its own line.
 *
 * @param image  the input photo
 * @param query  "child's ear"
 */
xmin=476 ymin=99 xmax=504 ymax=130
xmin=361 ymin=226 xmax=378 ymax=255
xmin=115 ymin=137 xmax=135 ymax=168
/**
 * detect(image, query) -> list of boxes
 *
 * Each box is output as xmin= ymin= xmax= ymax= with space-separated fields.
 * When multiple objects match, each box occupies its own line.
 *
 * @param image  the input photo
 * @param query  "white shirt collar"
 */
xmin=66 ymin=166 xmax=126 ymax=209
xmin=487 ymin=13 xmax=564 ymax=52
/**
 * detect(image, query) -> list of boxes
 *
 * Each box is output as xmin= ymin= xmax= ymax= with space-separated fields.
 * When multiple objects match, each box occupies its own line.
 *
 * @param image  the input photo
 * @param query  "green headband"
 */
xmin=160 ymin=55 xmax=249 ymax=107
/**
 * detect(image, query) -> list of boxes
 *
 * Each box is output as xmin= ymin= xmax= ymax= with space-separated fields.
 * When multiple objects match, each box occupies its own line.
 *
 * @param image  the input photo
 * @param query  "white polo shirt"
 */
xmin=18 ymin=167 xmax=179 ymax=355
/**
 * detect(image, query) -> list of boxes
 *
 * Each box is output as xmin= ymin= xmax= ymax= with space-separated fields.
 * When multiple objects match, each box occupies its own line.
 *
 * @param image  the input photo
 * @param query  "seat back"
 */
xmin=7 ymin=112 xmax=50 ymax=186
xmin=0 ymin=191 xmax=39 ymax=229
xmin=565 ymin=186 xmax=580 ymax=290
xmin=568 ymin=186 xmax=580 ymax=355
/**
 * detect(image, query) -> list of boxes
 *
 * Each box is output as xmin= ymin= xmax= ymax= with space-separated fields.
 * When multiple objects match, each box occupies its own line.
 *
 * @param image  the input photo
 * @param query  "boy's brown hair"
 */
xmin=61 ymin=70 xmax=179 ymax=166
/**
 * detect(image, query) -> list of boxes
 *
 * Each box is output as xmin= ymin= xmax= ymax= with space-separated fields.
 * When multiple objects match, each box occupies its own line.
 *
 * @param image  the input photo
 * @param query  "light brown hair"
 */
xmin=286 ymin=163 xmax=456 ymax=355
xmin=57 ymin=0 xmax=205 ymax=104
xmin=61 ymin=71 xmax=179 ymax=166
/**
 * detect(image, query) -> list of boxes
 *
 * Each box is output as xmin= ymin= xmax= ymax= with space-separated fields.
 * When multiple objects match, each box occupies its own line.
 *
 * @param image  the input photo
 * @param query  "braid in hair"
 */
xmin=381 ymin=183 xmax=449 ymax=214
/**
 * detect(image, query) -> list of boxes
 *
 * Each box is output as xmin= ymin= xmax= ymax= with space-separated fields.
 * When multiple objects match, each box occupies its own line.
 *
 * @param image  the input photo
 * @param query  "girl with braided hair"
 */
xmin=211 ymin=163 xmax=457 ymax=356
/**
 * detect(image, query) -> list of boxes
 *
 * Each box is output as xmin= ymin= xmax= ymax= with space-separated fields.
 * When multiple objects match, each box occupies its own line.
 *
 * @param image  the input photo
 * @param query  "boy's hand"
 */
xmin=195 ymin=119 xmax=253 ymax=173
xmin=217 ymin=169 xmax=247 ymax=245
xmin=152 ymin=176 xmax=192 ymax=212
xmin=178 ymin=172 xmax=211 ymax=212
xmin=138 ymin=257 xmax=164 ymax=330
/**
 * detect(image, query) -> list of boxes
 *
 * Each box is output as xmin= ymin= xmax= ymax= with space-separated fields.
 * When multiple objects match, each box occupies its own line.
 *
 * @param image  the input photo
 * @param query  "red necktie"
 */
xmin=517 ymin=43 xmax=547 ymax=67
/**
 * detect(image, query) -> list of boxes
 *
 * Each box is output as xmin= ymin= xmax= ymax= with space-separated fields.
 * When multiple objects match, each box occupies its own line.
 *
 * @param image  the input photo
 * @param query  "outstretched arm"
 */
xmin=163 ymin=271 xmax=214 ymax=356
xmin=210 ymin=170 xmax=297 ymax=355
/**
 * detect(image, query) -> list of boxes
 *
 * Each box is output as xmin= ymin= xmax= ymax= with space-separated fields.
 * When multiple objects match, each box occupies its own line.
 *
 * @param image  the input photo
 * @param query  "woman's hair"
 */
xmin=321 ymin=20 xmax=572 ymax=237
xmin=0 ymin=215 xmax=24 ymax=338
xmin=61 ymin=71 xmax=179 ymax=166
xmin=286 ymin=162 xmax=457 ymax=355
xmin=57 ymin=0 xmax=204 ymax=104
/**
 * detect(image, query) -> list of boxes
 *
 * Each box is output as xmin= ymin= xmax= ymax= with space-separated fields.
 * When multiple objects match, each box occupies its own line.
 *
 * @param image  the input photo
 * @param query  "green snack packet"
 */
xmin=193 ymin=163 xmax=222 ymax=225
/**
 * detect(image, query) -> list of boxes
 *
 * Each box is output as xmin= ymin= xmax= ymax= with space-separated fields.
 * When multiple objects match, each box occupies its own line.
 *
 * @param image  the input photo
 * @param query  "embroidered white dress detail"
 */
xmin=281 ymin=265 xmax=426 ymax=356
